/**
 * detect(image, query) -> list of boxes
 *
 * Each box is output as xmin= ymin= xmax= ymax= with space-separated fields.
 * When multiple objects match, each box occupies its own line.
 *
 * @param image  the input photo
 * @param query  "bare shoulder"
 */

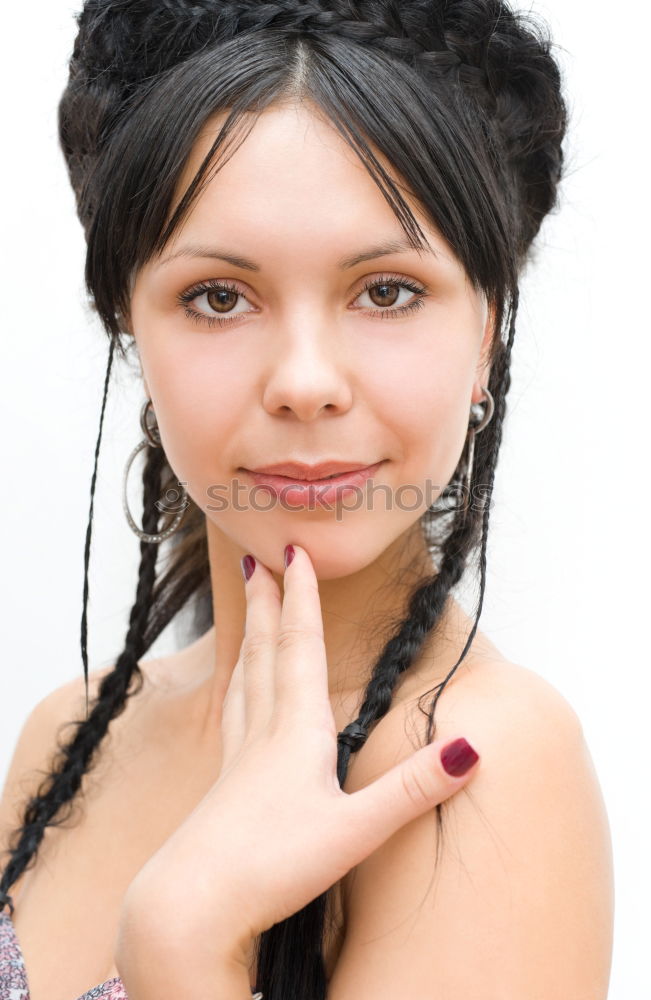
xmin=1 ymin=664 xmax=117 ymax=798
xmin=0 ymin=651 xmax=172 ymax=903
xmin=333 ymin=656 xmax=614 ymax=998
xmin=0 ymin=666 xmax=111 ymax=897
xmin=431 ymin=655 xmax=584 ymax=740
xmin=346 ymin=654 xmax=583 ymax=791
xmin=0 ymin=625 xmax=216 ymax=853
xmin=0 ymin=638 xmax=195 ymax=807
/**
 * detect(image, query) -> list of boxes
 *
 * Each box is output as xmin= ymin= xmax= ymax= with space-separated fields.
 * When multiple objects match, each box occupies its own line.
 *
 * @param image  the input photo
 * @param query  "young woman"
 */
xmin=0 ymin=1 xmax=614 ymax=998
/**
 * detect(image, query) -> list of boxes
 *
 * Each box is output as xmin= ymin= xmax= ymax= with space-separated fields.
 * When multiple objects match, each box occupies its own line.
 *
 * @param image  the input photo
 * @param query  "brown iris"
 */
xmin=368 ymin=282 xmax=400 ymax=308
xmin=207 ymin=288 xmax=239 ymax=313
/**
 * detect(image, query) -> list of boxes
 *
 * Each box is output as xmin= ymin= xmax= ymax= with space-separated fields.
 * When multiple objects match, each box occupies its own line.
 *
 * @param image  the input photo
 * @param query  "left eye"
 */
xmin=356 ymin=279 xmax=419 ymax=310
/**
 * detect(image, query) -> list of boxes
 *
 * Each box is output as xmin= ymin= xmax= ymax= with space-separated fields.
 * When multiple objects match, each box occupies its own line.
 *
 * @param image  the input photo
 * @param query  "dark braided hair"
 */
xmin=0 ymin=2 xmax=568 ymax=997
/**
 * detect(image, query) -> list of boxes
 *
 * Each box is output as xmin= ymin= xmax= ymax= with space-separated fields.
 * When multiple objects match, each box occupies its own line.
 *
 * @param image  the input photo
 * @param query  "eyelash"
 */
xmin=176 ymin=273 xmax=428 ymax=329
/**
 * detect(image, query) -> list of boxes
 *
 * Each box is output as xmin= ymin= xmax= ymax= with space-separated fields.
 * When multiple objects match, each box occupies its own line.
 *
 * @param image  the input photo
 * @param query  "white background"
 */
xmin=0 ymin=2 xmax=648 ymax=995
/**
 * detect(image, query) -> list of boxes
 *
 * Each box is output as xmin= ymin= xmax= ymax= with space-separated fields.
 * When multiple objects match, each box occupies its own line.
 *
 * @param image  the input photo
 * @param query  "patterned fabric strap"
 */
xmin=0 ymin=911 xmax=265 ymax=1000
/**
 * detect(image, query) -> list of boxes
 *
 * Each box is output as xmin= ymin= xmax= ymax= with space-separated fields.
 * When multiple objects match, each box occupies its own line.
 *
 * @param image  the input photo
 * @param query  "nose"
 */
xmin=261 ymin=310 xmax=354 ymax=421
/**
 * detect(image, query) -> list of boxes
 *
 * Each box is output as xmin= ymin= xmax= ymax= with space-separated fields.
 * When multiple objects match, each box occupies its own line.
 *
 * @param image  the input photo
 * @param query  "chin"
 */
xmin=238 ymin=519 xmax=402 ymax=581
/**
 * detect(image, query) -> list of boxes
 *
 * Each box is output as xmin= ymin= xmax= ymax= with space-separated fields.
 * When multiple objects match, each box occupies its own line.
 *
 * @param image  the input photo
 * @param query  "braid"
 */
xmin=336 ymin=293 xmax=520 ymax=769
xmin=142 ymin=524 xmax=210 ymax=652
xmin=80 ymin=337 xmax=116 ymax=715
xmin=421 ymin=286 xmax=519 ymax=739
xmin=71 ymin=0 xmax=445 ymax=82
xmin=0 ymin=355 xmax=165 ymax=915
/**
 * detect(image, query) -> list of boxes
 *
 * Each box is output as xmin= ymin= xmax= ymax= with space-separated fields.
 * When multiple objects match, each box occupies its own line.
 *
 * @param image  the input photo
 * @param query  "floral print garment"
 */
xmin=0 ymin=912 xmax=28 ymax=1000
xmin=0 ymin=913 xmax=263 ymax=1000
xmin=0 ymin=911 xmax=127 ymax=1000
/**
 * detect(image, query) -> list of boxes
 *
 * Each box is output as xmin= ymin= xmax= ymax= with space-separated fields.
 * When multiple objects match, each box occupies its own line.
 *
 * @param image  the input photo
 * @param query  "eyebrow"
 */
xmin=156 ymin=237 xmax=437 ymax=271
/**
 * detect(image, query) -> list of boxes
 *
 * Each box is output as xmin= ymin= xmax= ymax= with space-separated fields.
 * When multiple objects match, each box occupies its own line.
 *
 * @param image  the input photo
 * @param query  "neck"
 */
xmin=187 ymin=520 xmax=477 ymax=738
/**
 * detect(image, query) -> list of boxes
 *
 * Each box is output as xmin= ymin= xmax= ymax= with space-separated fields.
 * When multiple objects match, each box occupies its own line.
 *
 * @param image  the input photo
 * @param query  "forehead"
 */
xmin=179 ymin=100 xmax=386 ymax=205
xmin=163 ymin=100 xmax=456 ymax=266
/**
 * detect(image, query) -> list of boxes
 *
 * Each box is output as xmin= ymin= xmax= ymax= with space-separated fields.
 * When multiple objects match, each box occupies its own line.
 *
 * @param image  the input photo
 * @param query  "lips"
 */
xmin=240 ymin=461 xmax=385 ymax=507
xmin=243 ymin=460 xmax=377 ymax=481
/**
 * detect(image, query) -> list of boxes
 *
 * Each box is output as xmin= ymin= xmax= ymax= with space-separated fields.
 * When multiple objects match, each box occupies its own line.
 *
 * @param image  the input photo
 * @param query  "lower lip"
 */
xmin=241 ymin=461 xmax=385 ymax=507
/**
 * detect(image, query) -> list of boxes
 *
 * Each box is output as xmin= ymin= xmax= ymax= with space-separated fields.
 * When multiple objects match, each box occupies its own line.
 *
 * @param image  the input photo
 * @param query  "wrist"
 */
xmin=116 ymin=887 xmax=256 ymax=1000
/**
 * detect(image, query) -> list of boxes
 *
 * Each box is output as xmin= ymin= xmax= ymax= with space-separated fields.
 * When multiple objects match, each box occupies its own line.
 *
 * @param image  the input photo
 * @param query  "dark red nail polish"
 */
xmin=440 ymin=737 xmax=479 ymax=777
xmin=241 ymin=554 xmax=256 ymax=582
xmin=284 ymin=544 xmax=295 ymax=568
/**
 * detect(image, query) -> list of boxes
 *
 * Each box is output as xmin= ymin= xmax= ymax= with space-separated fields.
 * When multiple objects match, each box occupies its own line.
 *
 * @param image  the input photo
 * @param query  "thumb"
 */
xmin=347 ymin=737 xmax=480 ymax=852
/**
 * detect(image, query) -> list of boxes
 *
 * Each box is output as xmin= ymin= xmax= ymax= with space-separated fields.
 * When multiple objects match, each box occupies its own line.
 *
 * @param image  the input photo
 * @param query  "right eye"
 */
xmin=177 ymin=279 xmax=256 ymax=328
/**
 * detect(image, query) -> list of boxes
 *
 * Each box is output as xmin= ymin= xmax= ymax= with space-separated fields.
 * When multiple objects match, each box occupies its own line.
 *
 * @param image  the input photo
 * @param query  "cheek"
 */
xmin=135 ymin=341 xmax=249 ymax=498
xmin=366 ymin=337 xmax=477 ymax=487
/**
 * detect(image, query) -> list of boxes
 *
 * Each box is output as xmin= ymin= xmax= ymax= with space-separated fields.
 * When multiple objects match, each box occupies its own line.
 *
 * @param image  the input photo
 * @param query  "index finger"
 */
xmin=274 ymin=543 xmax=332 ymax=727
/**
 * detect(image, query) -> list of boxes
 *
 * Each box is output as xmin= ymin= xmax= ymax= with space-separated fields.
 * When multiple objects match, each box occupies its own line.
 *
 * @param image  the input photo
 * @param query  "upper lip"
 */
xmin=243 ymin=460 xmax=380 ymax=481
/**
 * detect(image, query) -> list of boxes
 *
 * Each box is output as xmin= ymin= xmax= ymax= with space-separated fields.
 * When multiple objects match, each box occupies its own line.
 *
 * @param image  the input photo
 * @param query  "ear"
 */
xmin=117 ymin=306 xmax=134 ymax=337
xmin=472 ymin=299 xmax=496 ymax=405
xmin=117 ymin=309 xmax=150 ymax=399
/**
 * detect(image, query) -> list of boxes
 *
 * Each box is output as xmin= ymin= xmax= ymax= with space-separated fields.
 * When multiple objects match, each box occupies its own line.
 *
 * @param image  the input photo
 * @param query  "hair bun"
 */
xmin=441 ymin=0 xmax=567 ymax=255
xmin=59 ymin=0 xmax=236 ymax=230
xmin=67 ymin=0 xmax=238 ymax=88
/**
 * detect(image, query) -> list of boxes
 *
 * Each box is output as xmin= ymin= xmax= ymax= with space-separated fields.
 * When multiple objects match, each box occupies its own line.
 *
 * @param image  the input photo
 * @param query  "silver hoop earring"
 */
xmin=122 ymin=399 xmax=189 ymax=544
xmin=462 ymin=386 xmax=494 ymax=519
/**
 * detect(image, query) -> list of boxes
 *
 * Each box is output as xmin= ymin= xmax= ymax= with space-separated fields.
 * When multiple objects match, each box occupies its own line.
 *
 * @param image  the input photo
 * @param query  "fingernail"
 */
xmin=440 ymin=737 xmax=480 ymax=777
xmin=284 ymin=544 xmax=295 ymax=568
xmin=241 ymin=554 xmax=256 ymax=582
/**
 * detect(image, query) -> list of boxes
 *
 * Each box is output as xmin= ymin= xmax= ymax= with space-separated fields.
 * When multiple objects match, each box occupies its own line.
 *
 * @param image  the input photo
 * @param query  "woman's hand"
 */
xmin=118 ymin=543 xmax=480 ymax=970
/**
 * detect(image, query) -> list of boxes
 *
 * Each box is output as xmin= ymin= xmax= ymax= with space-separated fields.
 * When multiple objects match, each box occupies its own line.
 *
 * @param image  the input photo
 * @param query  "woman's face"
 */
xmin=129 ymin=101 xmax=493 ymax=579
